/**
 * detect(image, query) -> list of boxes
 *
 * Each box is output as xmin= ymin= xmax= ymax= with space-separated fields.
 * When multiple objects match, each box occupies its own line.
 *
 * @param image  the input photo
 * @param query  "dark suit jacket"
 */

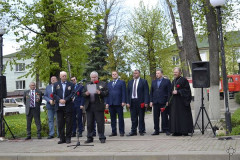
xmin=150 ymin=78 xmax=171 ymax=105
xmin=53 ymin=81 xmax=74 ymax=111
xmin=127 ymin=78 xmax=149 ymax=105
xmin=82 ymin=81 xmax=108 ymax=112
xmin=23 ymin=89 xmax=42 ymax=116
xmin=106 ymin=79 xmax=126 ymax=106
xmin=73 ymin=84 xmax=85 ymax=107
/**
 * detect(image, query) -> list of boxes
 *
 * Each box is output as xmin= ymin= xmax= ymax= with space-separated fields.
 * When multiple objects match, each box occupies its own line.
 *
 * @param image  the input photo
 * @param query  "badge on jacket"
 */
xmin=57 ymin=85 xmax=60 ymax=89
xmin=68 ymin=86 xmax=71 ymax=90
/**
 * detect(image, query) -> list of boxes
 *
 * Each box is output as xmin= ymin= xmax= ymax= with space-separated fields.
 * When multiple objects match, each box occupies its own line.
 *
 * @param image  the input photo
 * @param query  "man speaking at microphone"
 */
xmin=82 ymin=71 xmax=108 ymax=144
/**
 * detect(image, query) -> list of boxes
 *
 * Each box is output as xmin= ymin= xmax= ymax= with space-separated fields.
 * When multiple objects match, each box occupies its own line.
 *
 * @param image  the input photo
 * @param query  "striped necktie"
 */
xmin=30 ymin=90 xmax=35 ymax=107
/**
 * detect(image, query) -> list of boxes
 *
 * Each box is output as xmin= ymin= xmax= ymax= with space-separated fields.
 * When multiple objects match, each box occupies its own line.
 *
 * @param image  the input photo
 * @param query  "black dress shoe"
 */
xmin=151 ymin=132 xmax=159 ymax=135
xmin=140 ymin=133 xmax=144 ymax=136
xmin=66 ymin=139 xmax=71 ymax=144
xmin=127 ymin=132 xmax=137 ymax=136
xmin=58 ymin=140 xmax=66 ymax=144
xmin=71 ymin=133 xmax=76 ymax=137
xmin=109 ymin=133 xmax=117 ymax=137
xmin=47 ymin=135 xmax=54 ymax=139
xmin=120 ymin=134 xmax=124 ymax=137
xmin=166 ymin=132 xmax=171 ymax=136
xmin=100 ymin=139 xmax=105 ymax=143
xmin=25 ymin=136 xmax=31 ymax=140
xmin=84 ymin=139 xmax=93 ymax=144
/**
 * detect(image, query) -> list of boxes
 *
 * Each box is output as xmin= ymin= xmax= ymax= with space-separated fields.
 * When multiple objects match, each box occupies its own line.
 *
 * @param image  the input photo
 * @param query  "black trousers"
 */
xmin=130 ymin=99 xmax=145 ymax=133
xmin=109 ymin=105 xmax=125 ymax=134
xmin=26 ymin=107 xmax=41 ymax=137
xmin=153 ymin=103 xmax=169 ymax=132
xmin=57 ymin=107 xmax=72 ymax=141
xmin=86 ymin=109 xmax=106 ymax=140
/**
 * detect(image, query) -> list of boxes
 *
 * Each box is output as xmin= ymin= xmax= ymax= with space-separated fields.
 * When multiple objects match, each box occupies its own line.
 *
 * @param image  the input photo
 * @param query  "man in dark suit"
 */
xmin=53 ymin=71 xmax=74 ymax=144
xmin=106 ymin=71 xmax=126 ymax=137
xmin=126 ymin=70 xmax=149 ymax=136
xmin=70 ymin=76 xmax=84 ymax=137
xmin=82 ymin=71 xmax=108 ymax=143
xmin=43 ymin=76 xmax=58 ymax=139
xmin=150 ymin=69 xmax=171 ymax=136
xmin=24 ymin=82 xmax=42 ymax=140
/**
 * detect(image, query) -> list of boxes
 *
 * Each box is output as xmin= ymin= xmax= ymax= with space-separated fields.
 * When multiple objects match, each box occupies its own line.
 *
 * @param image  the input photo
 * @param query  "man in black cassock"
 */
xmin=169 ymin=67 xmax=193 ymax=136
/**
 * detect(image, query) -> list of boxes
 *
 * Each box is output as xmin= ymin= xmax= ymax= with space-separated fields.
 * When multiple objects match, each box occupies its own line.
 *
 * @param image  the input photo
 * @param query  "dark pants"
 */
xmin=130 ymin=99 xmax=145 ymax=133
xmin=153 ymin=103 xmax=169 ymax=132
xmin=72 ymin=106 xmax=83 ymax=134
xmin=57 ymin=107 xmax=72 ymax=141
xmin=86 ymin=110 xmax=106 ymax=140
xmin=109 ymin=105 xmax=125 ymax=134
xmin=26 ymin=107 xmax=41 ymax=137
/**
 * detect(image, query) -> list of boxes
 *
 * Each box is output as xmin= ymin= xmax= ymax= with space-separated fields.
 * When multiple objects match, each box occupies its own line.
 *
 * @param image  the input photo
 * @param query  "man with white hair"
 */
xmin=82 ymin=71 xmax=109 ymax=143
xmin=24 ymin=82 xmax=42 ymax=140
xmin=53 ymin=71 xmax=75 ymax=144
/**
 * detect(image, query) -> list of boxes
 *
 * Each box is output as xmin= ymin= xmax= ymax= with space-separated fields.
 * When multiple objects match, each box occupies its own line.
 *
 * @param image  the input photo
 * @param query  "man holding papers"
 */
xmin=82 ymin=71 xmax=109 ymax=144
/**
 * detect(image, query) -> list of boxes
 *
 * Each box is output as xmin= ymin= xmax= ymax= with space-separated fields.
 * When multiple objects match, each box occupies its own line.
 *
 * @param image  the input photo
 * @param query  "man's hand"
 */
xmin=122 ymin=103 xmax=126 ymax=107
xmin=166 ymin=102 xmax=168 ymax=106
xmin=59 ymin=99 xmax=66 ymax=104
xmin=80 ymin=106 xmax=84 ymax=109
xmin=106 ymin=104 xmax=109 ymax=109
xmin=126 ymin=104 xmax=130 ymax=108
xmin=50 ymin=100 xmax=54 ymax=105
xmin=172 ymin=90 xmax=177 ymax=95
xmin=85 ymin=91 xmax=90 ymax=96
xmin=96 ymin=90 xmax=101 ymax=95
xmin=150 ymin=102 xmax=153 ymax=107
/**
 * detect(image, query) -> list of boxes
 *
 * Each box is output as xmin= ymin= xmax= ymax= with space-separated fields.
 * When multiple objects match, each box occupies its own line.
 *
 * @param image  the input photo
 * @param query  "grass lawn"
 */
xmin=3 ymin=110 xmax=134 ymax=139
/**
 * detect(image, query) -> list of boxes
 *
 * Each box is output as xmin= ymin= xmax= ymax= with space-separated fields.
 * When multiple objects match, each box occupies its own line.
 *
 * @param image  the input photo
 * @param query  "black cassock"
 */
xmin=169 ymin=76 xmax=193 ymax=134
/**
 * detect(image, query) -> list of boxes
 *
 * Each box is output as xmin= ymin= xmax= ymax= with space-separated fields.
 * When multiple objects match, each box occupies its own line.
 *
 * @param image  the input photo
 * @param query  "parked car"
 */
xmin=3 ymin=98 xmax=25 ymax=108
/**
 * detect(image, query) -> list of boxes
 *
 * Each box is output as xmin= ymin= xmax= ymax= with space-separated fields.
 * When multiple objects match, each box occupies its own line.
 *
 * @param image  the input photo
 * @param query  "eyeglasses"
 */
xmin=71 ymin=79 xmax=76 ymax=81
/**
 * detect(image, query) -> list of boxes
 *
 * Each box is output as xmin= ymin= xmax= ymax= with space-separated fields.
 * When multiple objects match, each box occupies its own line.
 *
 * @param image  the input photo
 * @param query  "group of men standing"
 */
xmin=23 ymin=67 xmax=193 ymax=144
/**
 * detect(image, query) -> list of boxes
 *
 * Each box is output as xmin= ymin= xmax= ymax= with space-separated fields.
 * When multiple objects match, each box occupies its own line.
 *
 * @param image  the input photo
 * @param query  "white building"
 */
xmin=3 ymin=52 xmax=46 ymax=97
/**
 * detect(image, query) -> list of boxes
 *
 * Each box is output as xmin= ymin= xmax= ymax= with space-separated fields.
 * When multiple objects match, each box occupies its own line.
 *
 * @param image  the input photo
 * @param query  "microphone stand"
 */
xmin=68 ymin=82 xmax=94 ymax=149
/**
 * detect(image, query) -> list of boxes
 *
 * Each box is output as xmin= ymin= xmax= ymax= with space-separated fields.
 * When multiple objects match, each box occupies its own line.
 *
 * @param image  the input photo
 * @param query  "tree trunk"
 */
xmin=166 ymin=0 xmax=190 ymax=77
xmin=177 ymin=0 xmax=201 ymax=68
xmin=43 ymin=0 xmax=62 ymax=80
xmin=204 ymin=0 xmax=220 ymax=121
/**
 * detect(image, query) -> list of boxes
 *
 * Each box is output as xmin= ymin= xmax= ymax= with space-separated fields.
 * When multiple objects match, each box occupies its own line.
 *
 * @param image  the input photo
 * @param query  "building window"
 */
xmin=16 ymin=80 xmax=25 ymax=90
xmin=15 ymin=63 xmax=25 ymax=72
xmin=172 ymin=56 xmax=180 ymax=65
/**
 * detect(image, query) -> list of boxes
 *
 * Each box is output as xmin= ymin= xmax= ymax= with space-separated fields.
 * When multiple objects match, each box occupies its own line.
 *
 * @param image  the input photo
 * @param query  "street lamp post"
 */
xmin=210 ymin=0 xmax=232 ymax=134
xmin=0 ymin=28 xmax=6 ymax=137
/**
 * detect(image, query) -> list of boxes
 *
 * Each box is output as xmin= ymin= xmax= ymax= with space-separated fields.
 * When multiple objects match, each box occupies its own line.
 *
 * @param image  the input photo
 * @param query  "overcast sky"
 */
xmin=2 ymin=0 xmax=239 ymax=56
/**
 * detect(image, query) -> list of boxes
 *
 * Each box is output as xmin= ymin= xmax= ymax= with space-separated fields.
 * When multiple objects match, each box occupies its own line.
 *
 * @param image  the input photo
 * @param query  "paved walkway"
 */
xmin=0 ymin=99 xmax=240 ymax=160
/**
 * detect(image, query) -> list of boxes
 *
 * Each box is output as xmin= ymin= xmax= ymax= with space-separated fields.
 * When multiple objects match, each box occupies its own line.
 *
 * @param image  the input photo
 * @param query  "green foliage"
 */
xmin=83 ymin=24 xmax=108 ymax=80
xmin=4 ymin=111 xmax=48 ymax=139
xmin=235 ymin=92 xmax=240 ymax=105
xmin=0 ymin=0 xmax=98 ymax=82
xmin=127 ymin=0 xmax=174 ymax=81
xmin=231 ymin=108 xmax=240 ymax=133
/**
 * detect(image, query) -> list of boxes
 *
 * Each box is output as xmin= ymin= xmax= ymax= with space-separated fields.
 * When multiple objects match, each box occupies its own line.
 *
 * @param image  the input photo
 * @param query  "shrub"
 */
xmin=235 ymin=92 xmax=240 ymax=104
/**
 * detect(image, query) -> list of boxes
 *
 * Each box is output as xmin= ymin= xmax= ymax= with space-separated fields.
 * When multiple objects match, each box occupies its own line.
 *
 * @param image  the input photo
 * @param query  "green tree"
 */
xmin=83 ymin=24 xmax=108 ymax=80
xmin=0 ymin=0 xmax=97 ymax=83
xmin=127 ymin=1 xmax=173 ymax=81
